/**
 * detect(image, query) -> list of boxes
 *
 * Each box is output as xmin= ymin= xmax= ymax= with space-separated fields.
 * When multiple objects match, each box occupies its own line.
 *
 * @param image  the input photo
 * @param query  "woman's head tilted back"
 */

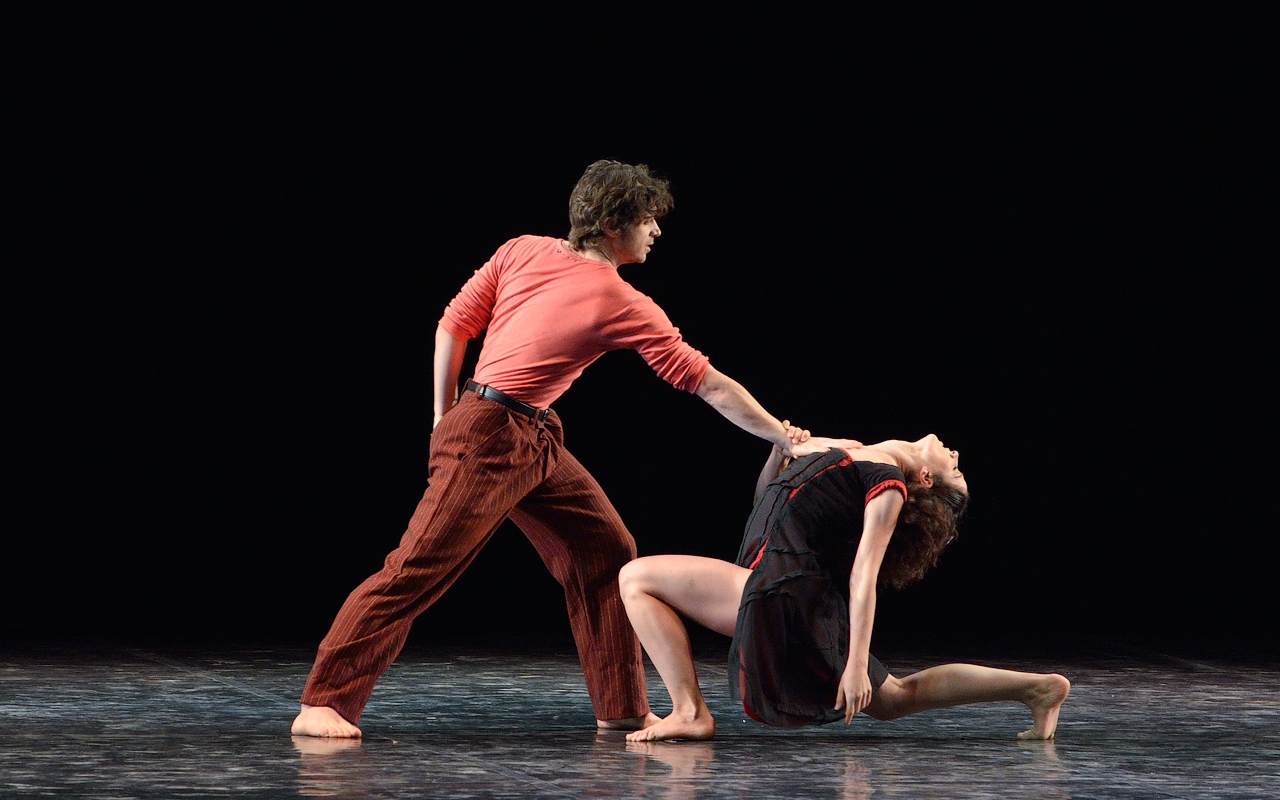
xmin=878 ymin=437 xmax=971 ymax=589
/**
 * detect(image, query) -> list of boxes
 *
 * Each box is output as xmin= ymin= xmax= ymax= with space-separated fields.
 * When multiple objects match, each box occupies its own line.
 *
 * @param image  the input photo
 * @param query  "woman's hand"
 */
xmin=834 ymin=665 xmax=873 ymax=724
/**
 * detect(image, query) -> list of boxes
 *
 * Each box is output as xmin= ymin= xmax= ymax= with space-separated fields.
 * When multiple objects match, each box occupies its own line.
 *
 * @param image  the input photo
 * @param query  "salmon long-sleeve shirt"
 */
xmin=439 ymin=235 xmax=711 ymax=409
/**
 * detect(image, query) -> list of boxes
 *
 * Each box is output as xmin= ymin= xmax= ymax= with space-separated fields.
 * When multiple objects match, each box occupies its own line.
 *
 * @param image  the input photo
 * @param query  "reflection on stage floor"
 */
xmin=1 ymin=642 xmax=1276 ymax=798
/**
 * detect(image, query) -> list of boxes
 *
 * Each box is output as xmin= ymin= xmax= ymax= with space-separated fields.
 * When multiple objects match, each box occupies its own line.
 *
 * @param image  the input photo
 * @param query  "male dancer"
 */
xmin=293 ymin=160 xmax=815 ymax=738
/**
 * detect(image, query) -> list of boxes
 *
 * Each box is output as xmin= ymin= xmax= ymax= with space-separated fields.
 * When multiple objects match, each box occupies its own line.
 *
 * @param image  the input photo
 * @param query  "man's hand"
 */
xmin=782 ymin=420 xmax=809 ymax=446
xmin=778 ymin=422 xmax=819 ymax=458
xmin=781 ymin=420 xmax=830 ymax=458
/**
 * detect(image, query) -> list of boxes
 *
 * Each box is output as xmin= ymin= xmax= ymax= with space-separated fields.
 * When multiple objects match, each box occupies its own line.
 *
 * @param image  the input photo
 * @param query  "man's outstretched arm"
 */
xmin=433 ymin=324 xmax=469 ymax=429
xmin=695 ymin=366 xmax=823 ymax=455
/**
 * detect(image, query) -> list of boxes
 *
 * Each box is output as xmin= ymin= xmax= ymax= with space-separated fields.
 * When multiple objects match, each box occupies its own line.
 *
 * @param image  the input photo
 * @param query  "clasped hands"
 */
xmin=780 ymin=420 xmax=862 ymax=458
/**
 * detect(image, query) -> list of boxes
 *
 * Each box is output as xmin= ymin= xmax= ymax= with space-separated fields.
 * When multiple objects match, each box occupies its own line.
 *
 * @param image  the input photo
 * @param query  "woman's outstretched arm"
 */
xmin=835 ymin=490 xmax=902 ymax=724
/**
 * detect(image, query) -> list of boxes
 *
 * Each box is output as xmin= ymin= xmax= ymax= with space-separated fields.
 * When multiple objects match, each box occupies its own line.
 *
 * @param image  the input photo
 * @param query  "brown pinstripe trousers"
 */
xmin=300 ymin=391 xmax=649 ymax=724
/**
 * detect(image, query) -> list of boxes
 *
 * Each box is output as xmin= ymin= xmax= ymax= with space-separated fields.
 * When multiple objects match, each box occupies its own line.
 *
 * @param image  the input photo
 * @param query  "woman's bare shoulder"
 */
xmin=808 ymin=440 xmax=901 ymax=465
xmin=820 ymin=440 xmax=898 ymax=467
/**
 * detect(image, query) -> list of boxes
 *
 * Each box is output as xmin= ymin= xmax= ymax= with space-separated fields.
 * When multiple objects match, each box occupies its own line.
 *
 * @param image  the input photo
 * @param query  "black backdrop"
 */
xmin=11 ymin=5 xmax=1276 ymax=657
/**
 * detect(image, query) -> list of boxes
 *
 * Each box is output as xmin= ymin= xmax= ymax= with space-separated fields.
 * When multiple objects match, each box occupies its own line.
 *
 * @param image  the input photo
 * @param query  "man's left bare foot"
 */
xmin=292 ymin=704 xmax=362 ymax=738
xmin=291 ymin=735 xmax=362 ymax=756
xmin=597 ymin=712 xmax=661 ymax=731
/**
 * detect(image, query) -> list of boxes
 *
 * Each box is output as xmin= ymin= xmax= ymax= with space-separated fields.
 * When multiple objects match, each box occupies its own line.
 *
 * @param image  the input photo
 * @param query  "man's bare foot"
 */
xmin=597 ymin=712 xmax=661 ymax=731
xmin=291 ymin=734 xmax=363 ymax=756
xmin=625 ymin=707 xmax=715 ymax=742
xmin=292 ymin=704 xmax=362 ymax=738
xmin=1017 ymin=674 xmax=1070 ymax=740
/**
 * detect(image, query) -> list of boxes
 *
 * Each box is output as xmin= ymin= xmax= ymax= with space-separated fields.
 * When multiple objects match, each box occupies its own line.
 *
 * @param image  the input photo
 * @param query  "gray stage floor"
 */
xmin=1 ymin=643 xmax=1277 ymax=799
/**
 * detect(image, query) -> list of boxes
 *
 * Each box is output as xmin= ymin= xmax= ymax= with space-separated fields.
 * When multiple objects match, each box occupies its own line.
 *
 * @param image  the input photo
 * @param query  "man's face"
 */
xmin=615 ymin=215 xmax=662 ymax=264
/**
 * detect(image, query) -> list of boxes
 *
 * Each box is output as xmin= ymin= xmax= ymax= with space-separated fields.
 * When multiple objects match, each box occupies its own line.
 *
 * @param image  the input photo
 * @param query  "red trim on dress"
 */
xmin=864 ymin=479 xmax=908 ymax=506
xmin=740 ymin=459 xmax=906 ymax=726
xmin=786 ymin=456 xmax=854 ymax=501
xmin=738 ymin=662 xmax=768 ymax=723
xmin=754 ymin=454 xmax=874 ymax=570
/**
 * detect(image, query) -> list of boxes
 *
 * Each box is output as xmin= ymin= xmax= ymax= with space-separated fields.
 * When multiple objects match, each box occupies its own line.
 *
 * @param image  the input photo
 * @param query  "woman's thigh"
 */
xmin=622 ymin=555 xmax=750 ymax=637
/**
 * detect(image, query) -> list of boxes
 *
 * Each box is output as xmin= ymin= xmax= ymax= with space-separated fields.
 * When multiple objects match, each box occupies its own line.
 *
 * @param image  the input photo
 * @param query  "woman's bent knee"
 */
xmin=863 ymin=675 xmax=910 ymax=721
xmin=618 ymin=558 xmax=655 ymax=600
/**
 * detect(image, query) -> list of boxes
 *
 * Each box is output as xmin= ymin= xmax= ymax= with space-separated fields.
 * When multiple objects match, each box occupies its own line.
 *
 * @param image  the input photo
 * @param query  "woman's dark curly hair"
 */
xmin=567 ymin=160 xmax=674 ymax=250
xmin=878 ymin=478 xmax=969 ymax=590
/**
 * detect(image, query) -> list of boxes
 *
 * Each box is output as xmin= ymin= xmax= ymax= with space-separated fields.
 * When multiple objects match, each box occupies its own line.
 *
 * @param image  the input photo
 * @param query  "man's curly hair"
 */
xmin=567 ymin=160 xmax=674 ymax=250
xmin=878 ymin=479 xmax=969 ymax=589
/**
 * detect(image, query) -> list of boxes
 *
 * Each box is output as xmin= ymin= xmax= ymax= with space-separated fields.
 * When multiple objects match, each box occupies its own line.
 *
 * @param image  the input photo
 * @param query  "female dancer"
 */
xmin=619 ymin=434 xmax=1070 ymax=742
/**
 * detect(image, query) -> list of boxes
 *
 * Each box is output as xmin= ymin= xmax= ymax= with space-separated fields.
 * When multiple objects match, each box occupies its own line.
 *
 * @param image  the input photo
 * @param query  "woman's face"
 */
xmin=917 ymin=434 xmax=967 ymax=495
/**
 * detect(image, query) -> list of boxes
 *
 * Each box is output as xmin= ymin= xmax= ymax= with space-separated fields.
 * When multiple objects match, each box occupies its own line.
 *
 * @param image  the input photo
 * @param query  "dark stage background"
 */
xmin=11 ymin=6 xmax=1276 ymax=658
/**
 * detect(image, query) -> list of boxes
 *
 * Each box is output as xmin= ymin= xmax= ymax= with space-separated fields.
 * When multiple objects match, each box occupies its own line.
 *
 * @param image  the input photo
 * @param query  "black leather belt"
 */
xmin=465 ymin=380 xmax=550 ymax=422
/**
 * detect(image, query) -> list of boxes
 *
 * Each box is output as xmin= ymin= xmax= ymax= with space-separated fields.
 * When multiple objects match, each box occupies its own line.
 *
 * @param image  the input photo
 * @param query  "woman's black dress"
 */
xmin=728 ymin=449 xmax=908 ymax=727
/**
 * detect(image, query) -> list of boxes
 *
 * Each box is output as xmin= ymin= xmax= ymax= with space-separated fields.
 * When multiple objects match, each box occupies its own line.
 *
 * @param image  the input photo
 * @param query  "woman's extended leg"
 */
xmin=617 ymin=555 xmax=750 ymax=742
xmin=864 ymin=664 xmax=1071 ymax=739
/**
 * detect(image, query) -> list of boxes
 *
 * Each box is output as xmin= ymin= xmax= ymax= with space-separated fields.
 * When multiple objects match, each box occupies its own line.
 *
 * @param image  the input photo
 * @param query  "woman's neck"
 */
xmin=805 ymin=437 xmax=923 ymax=480
xmin=859 ymin=439 xmax=922 ymax=479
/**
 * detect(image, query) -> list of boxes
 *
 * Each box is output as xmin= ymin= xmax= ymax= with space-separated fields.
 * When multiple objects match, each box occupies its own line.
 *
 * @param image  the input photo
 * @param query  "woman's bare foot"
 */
xmin=292 ymin=704 xmax=362 ymax=738
xmin=1017 ymin=674 xmax=1070 ymax=740
xmin=625 ymin=707 xmax=715 ymax=742
xmin=597 ymin=712 xmax=662 ymax=731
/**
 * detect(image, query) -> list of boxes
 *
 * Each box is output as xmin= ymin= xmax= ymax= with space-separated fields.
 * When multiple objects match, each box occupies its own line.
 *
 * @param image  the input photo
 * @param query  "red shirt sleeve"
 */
xmin=611 ymin=294 xmax=711 ymax=393
xmin=439 ymin=240 xmax=512 ymax=340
